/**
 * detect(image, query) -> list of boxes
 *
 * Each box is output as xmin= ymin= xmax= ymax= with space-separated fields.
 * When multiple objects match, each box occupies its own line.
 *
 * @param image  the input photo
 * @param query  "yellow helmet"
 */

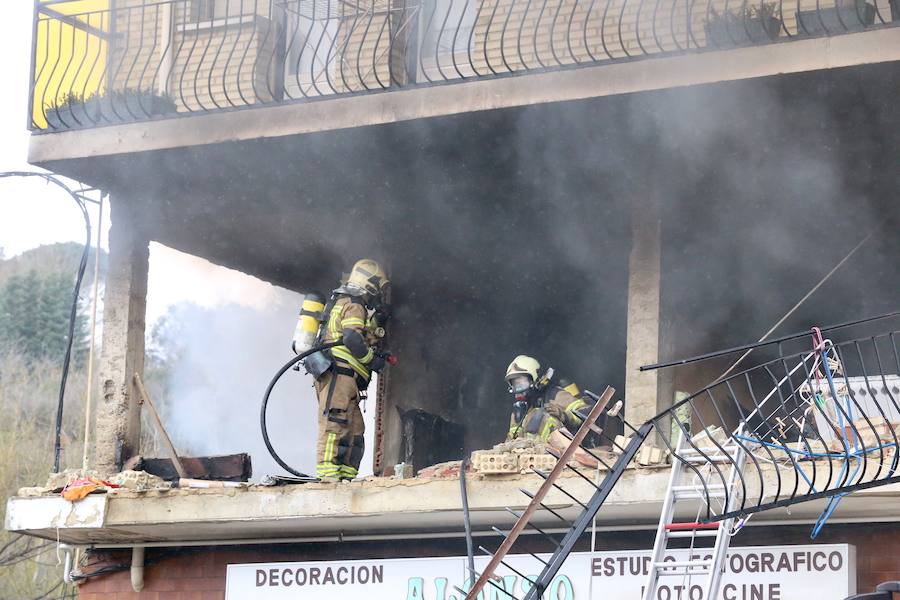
xmin=346 ymin=259 xmax=389 ymax=296
xmin=506 ymin=355 xmax=540 ymax=393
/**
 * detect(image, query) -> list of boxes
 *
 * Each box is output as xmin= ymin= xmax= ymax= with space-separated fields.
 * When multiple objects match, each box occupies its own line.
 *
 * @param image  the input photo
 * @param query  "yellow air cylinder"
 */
xmin=292 ymin=292 xmax=326 ymax=354
xmin=563 ymin=381 xmax=581 ymax=397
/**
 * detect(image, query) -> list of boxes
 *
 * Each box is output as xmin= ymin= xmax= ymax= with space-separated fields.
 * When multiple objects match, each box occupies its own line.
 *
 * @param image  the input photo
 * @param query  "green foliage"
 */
xmin=0 ymin=269 xmax=89 ymax=364
xmin=0 ymin=246 xmax=98 ymax=595
xmin=0 ymin=350 xmax=87 ymax=599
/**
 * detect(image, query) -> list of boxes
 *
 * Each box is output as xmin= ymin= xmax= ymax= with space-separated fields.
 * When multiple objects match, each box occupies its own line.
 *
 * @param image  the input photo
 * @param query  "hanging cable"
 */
xmin=0 ymin=171 xmax=92 ymax=473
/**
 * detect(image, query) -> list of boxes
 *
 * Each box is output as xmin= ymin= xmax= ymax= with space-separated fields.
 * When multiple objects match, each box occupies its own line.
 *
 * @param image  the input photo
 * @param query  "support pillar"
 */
xmin=94 ymin=200 xmax=149 ymax=475
xmin=624 ymin=198 xmax=663 ymax=428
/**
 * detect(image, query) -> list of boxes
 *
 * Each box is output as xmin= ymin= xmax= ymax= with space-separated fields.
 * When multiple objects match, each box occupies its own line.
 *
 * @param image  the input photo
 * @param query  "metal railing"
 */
xmin=646 ymin=312 xmax=900 ymax=524
xmin=30 ymin=0 xmax=900 ymax=130
xmin=465 ymin=311 xmax=900 ymax=600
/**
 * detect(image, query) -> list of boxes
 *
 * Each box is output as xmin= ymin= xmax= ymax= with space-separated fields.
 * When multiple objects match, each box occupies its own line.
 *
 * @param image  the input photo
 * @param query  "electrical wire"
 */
xmin=0 ymin=171 xmax=92 ymax=473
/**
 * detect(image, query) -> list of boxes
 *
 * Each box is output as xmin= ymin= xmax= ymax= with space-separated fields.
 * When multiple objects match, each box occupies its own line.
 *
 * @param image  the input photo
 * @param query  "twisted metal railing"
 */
xmin=466 ymin=311 xmax=900 ymax=600
xmin=30 ymin=0 xmax=900 ymax=130
xmin=647 ymin=312 xmax=900 ymax=528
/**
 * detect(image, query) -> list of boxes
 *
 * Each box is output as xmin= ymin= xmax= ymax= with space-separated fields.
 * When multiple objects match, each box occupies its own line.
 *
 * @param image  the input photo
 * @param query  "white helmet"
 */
xmin=505 ymin=355 xmax=540 ymax=394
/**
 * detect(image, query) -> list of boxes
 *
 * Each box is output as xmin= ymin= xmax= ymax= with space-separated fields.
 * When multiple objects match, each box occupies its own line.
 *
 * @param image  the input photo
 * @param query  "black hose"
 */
xmin=260 ymin=341 xmax=342 ymax=478
xmin=0 ymin=172 xmax=91 ymax=473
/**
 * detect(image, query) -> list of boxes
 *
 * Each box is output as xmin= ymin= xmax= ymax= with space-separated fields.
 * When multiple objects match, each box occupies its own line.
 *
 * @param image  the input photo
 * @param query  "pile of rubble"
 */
xmin=17 ymin=468 xmax=170 ymax=498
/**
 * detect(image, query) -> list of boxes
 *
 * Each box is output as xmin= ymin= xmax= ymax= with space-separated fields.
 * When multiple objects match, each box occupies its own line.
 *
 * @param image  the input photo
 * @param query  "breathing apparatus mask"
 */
xmin=507 ymin=366 xmax=555 ymax=424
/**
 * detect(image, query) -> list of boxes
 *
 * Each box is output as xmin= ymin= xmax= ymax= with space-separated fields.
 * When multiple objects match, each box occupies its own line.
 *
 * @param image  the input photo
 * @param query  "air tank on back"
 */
xmin=291 ymin=292 xmax=326 ymax=354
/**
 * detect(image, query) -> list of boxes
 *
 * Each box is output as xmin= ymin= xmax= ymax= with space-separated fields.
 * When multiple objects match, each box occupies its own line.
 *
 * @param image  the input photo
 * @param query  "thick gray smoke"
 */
xmin=149 ymin=289 xmax=326 ymax=479
xmin=131 ymin=62 xmax=899 ymax=470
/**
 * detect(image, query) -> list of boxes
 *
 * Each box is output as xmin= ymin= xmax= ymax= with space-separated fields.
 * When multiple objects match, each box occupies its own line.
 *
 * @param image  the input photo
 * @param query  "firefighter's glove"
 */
xmin=342 ymin=328 xmax=370 ymax=359
xmin=370 ymin=351 xmax=397 ymax=372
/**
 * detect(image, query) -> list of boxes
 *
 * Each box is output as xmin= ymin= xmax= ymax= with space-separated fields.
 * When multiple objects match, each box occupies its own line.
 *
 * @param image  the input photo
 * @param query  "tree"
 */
xmin=0 ymin=270 xmax=88 ymax=364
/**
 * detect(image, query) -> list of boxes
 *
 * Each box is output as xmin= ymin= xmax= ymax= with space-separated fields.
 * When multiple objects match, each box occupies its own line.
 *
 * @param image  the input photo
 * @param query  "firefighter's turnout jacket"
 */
xmin=314 ymin=295 xmax=380 ymax=480
xmin=507 ymin=385 xmax=589 ymax=442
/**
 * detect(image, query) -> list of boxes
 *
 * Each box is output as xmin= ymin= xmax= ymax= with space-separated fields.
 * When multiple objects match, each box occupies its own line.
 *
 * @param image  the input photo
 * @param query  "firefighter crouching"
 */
xmin=295 ymin=259 xmax=392 ymax=482
xmin=505 ymin=355 xmax=590 ymax=442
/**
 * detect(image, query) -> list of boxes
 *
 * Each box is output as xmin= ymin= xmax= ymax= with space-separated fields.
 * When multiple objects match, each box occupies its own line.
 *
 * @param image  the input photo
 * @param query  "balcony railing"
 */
xmin=30 ymin=0 xmax=900 ymax=130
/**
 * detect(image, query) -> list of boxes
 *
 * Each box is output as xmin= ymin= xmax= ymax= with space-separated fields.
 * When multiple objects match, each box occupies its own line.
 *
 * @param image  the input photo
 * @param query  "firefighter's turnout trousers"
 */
xmin=315 ymin=363 xmax=366 ymax=479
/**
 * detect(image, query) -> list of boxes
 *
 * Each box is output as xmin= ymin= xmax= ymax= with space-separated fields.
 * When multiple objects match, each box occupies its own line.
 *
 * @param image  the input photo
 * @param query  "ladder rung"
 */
xmin=673 ymin=490 xmax=726 ymax=500
xmin=655 ymin=560 xmax=712 ymax=570
xmin=680 ymin=457 xmax=737 ymax=466
xmin=657 ymin=567 xmax=711 ymax=576
xmin=666 ymin=529 xmax=720 ymax=538
xmin=665 ymin=522 xmax=719 ymax=531
xmin=671 ymin=484 xmax=725 ymax=492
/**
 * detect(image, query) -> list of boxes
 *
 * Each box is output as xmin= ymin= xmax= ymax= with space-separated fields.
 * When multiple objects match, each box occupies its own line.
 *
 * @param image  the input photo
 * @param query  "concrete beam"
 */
xmin=93 ymin=199 xmax=149 ymax=475
xmin=8 ymin=468 xmax=900 ymax=547
xmin=28 ymin=27 xmax=900 ymax=165
xmin=624 ymin=199 xmax=662 ymax=427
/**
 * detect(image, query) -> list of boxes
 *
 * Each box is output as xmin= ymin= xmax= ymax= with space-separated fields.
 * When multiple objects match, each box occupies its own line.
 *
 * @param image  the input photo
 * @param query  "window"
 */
xmin=189 ymin=0 xmax=231 ymax=22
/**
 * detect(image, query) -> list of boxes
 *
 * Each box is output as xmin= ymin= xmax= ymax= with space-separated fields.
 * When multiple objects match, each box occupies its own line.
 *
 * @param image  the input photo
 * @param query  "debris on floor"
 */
xmin=110 ymin=469 xmax=170 ymax=491
xmin=61 ymin=476 xmax=119 ymax=501
xmin=417 ymin=460 xmax=464 ymax=478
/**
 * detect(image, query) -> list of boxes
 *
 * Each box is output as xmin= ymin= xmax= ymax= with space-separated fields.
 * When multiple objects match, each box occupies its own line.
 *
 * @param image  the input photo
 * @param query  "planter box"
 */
xmin=95 ymin=94 xmax=177 ymax=124
xmin=705 ymin=15 xmax=782 ymax=46
xmin=44 ymin=93 xmax=177 ymax=130
xmin=797 ymin=0 xmax=876 ymax=34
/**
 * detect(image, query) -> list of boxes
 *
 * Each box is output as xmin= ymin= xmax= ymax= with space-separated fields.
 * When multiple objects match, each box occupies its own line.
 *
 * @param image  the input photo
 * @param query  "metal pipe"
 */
xmin=459 ymin=460 xmax=476 ymax=587
xmin=640 ymin=309 xmax=900 ymax=372
xmin=82 ymin=193 xmax=103 ymax=471
xmin=61 ymin=544 xmax=75 ymax=584
xmin=709 ymin=232 xmax=874 ymax=383
xmin=80 ymin=512 xmax=896 ymax=550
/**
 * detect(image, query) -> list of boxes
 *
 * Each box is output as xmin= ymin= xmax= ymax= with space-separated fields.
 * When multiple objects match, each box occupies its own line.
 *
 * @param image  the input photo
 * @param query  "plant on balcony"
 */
xmin=796 ymin=0 xmax=876 ymax=34
xmin=705 ymin=3 xmax=783 ymax=46
xmin=45 ymin=89 xmax=178 ymax=130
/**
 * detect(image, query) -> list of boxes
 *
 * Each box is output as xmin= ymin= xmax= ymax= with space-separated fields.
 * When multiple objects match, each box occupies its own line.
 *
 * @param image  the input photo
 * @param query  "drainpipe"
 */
xmin=61 ymin=544 xmax=75 ymax=584
xmin=131 ymin=546 xmax=145 ymax=592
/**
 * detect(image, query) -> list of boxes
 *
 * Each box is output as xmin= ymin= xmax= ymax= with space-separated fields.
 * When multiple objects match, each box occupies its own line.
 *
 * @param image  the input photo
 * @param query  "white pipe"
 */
xmin=82 ymin=194 xmax=103 ymax=472
xmin=84 ymin=513 xmax=896 ymax=550
xmin=131 ymin=546 xmax=145 ymax=592
xmin=61 ymin=544 xmax=75 ymax=584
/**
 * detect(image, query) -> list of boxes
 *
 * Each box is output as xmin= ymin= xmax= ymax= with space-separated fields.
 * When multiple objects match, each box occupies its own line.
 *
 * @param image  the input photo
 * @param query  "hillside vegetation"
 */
xmin=0 ymin=243 xmax=99 ymax=599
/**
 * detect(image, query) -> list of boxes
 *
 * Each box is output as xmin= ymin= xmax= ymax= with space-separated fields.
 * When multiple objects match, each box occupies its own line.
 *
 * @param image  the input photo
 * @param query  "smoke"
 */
xmin=146 ymin=246 xmax=363 ymax=480
xmin=127 ymin=63 xmax=899 ymax=469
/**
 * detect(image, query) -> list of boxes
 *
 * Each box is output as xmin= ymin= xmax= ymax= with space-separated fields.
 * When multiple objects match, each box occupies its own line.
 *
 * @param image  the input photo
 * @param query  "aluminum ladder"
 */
xmin=642 ymin=430 xmax=748 ymax=600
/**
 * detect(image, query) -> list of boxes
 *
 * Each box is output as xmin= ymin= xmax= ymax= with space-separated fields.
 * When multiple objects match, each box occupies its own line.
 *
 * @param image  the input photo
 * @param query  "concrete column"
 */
xmin=94 ymin=199 xmax=149 ymax=475
xmin=624 ymin=199 xmax=662 ymax=427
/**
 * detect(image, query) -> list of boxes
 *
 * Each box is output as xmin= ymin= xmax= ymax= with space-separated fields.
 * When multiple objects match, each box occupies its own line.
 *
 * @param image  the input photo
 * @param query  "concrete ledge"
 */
xmin=7 ymin=465 xmax=900 ymax=547
xmin=28 ymin=27 xmax=900 ymax=164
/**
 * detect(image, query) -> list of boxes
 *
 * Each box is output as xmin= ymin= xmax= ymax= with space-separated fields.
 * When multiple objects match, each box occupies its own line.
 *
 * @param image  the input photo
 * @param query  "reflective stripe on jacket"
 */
xmin=507 ymin=386 xmax=589 ymax=441
xmin=323 ymin=295 xmax=374 ymax=380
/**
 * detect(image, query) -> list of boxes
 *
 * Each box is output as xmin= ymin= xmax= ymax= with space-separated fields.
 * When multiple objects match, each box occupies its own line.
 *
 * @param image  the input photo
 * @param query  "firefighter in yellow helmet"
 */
xmin=313 ymin=259 xmax=392 ymax=481
xmin=505 ymin=355 xmax=589 ymax=442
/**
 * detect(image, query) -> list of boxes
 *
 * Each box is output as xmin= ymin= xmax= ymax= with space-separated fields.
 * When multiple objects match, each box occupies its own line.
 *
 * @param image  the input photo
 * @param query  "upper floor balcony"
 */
xmin=29 ymin=0 xmax=900 ymax=136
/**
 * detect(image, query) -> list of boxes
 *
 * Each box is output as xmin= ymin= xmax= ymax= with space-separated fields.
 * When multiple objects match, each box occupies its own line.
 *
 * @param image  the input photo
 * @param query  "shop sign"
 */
xmin=226 ymin=543 xmax=855 ymax=600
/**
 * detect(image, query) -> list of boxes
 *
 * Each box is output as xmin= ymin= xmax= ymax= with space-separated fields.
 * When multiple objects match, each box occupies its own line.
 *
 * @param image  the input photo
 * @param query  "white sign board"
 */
xmin=226 ymin=544 xmax=855 ymax=600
